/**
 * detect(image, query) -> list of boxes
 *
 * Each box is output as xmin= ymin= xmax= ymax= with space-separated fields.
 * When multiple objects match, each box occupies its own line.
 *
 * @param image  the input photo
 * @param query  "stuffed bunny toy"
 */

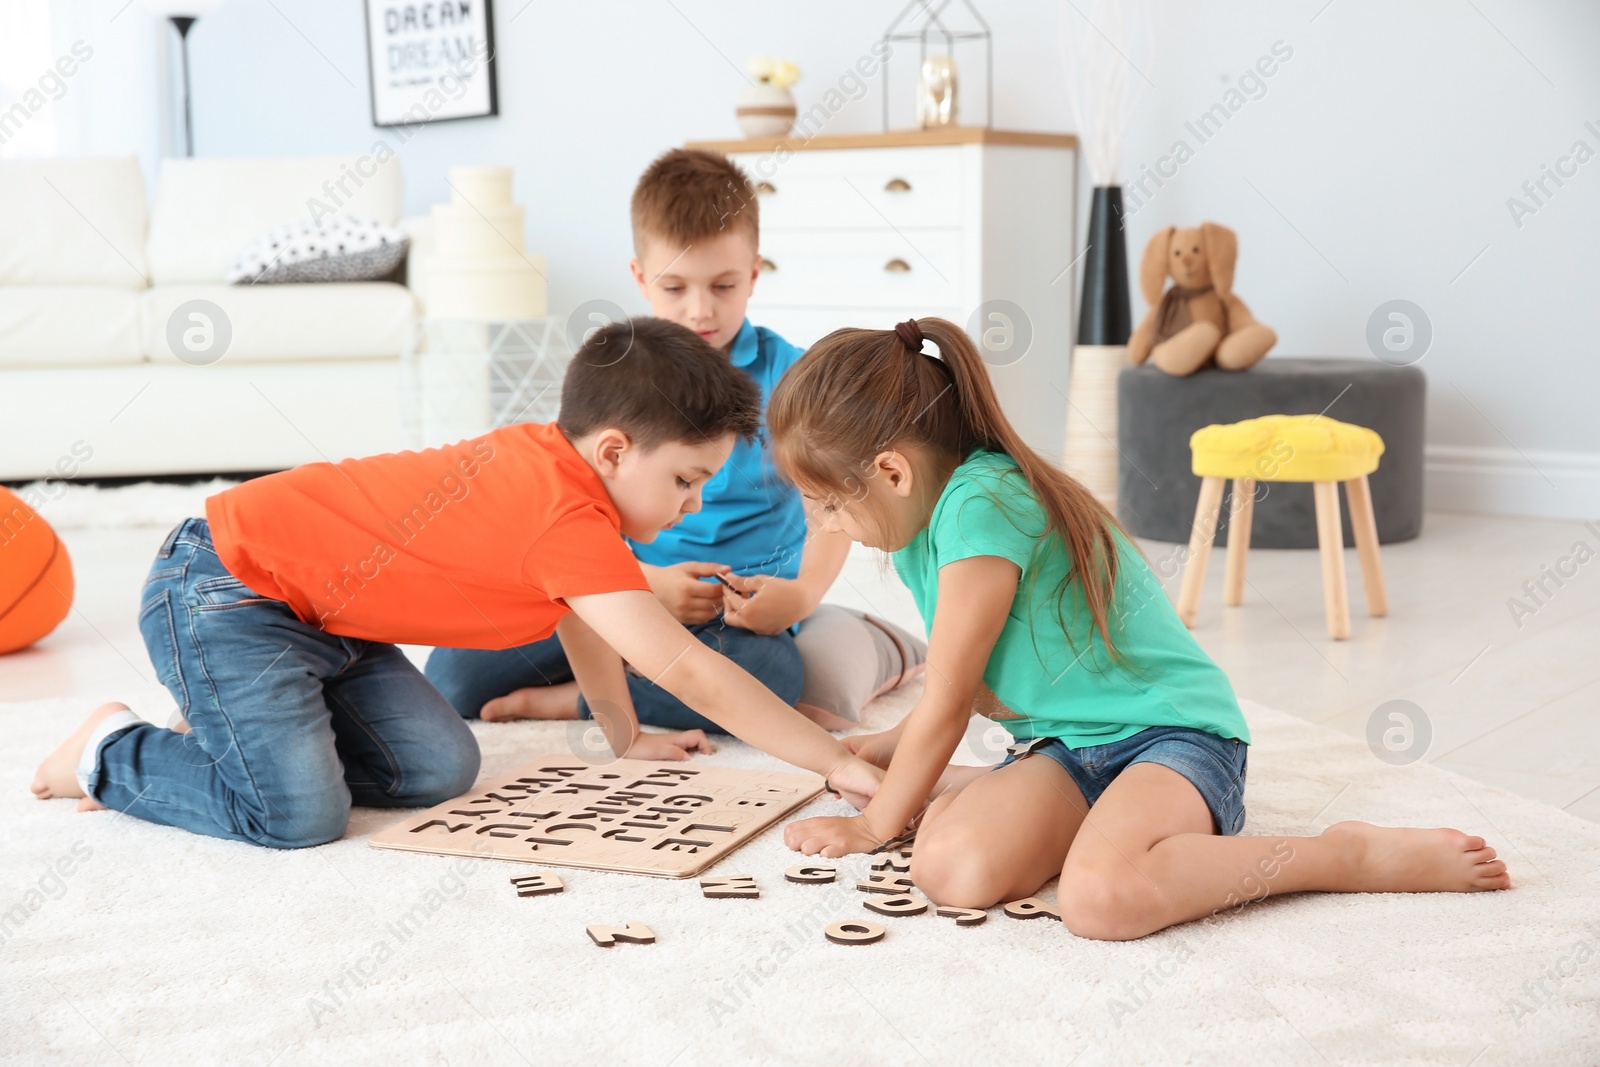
xmin=1128 ymin=222 xmax=1276 ymax=376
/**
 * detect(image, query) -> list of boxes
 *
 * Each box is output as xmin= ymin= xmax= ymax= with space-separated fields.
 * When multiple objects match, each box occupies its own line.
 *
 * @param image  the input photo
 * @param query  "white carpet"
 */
xmin=3 ymin=687 xmax=1599 ymax=1067
xmin=16 ymin=478 xmax=238 ymax=531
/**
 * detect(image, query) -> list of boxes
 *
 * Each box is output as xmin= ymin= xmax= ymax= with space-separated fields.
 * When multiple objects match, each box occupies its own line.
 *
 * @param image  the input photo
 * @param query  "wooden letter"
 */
xmin=587 ymin=922 xmax=656 ymax=947
xmin=857 ymin=874 xmax=916 ymax=895
xmin=1002 ymin=897 xmax=1061 ymax=920
xmin=699 ymin=874 xmax=759 ymax=899
xmin=825 ymin=920 xmax=886 ymax=945
xmin=785 ymin=865 xmax=838 ymax=884
xmin=935 ymin=905 xmax=987 ymax=927
xmin=509 ymin=872 xmax=564 ymax=897
xmin=864 ymin=893 xmax=929 ymax=917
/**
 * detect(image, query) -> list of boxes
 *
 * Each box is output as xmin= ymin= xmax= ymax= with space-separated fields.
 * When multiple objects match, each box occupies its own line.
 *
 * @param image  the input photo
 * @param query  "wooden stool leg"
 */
xmin=1312 ymin=481 xmax=1350 ymax=640
xmin=1344 ymin=474 xmax=1388 ymax=617
xmin=1223 ymin=478 xmax=1255 ymax=606
xmin=1177 ymin=476 xmax=1225 ymax=628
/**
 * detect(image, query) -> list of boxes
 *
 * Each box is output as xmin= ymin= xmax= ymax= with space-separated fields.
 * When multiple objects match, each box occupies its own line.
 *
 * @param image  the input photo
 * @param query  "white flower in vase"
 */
xmin=737 ymin=55 xmax=801 ymax=138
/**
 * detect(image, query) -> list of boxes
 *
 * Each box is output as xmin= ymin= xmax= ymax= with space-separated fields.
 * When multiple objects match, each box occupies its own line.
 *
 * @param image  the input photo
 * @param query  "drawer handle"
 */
xmin=759 ymin=257 xmax=777 ymax=272
xmin=884 ymin=258 xmax=911 ymax=273
xmin=756 ymin=181 xmax=777 ymax=195
xmin=884 ymin=177 xmax=912 ymax=193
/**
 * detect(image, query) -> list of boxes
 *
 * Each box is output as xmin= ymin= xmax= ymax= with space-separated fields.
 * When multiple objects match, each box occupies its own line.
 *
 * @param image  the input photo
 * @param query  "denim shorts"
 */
xmin=998 ymin=725 xmax=1249 ymax=835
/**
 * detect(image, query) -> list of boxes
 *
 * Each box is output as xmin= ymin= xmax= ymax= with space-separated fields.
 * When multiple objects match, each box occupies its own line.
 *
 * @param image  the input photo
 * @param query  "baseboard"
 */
xmin=1426 ymin=444 xmax=1600 ymax=520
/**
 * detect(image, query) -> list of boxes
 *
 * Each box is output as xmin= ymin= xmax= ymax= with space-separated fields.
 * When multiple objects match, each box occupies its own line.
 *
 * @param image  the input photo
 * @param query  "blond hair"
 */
xmin=630 ymin=148 xmax=758 ymax=254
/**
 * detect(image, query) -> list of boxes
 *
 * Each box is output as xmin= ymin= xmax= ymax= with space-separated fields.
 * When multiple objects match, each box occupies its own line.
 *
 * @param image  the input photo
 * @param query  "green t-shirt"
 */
xmin=892 ymin=450 xmax=1250 ymax=749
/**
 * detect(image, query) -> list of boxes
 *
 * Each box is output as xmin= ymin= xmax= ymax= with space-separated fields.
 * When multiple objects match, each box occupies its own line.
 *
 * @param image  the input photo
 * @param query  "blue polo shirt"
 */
xmin=627 ymin=319 xmax=808 ymax=580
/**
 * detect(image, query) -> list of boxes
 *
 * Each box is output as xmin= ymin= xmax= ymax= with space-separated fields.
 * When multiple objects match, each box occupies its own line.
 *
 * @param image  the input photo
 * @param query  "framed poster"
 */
xmin=364 ymin=0 xmax=499 ymax=127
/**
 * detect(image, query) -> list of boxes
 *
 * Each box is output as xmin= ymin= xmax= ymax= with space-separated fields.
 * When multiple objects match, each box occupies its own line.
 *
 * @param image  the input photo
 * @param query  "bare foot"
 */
xmin=1323 ymin=820 xmax=1512 ymax=893
xmin=480 ymin=686 xmax=580 ymax=723
xmin=31 ymin=702 xmax=131 ymax=810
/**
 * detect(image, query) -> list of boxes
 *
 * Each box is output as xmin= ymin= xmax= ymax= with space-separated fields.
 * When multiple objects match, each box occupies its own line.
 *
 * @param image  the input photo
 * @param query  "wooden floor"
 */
xmin=7 ymin=510 xmax=1597 ymax=824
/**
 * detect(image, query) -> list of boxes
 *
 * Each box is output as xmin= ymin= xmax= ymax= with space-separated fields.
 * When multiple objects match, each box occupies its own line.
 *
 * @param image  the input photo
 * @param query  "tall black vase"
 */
xmin=1063 ymin=184 xmax=1132 ymax=508
xmin=1077 ymin=185 xmax=1131 ymax=345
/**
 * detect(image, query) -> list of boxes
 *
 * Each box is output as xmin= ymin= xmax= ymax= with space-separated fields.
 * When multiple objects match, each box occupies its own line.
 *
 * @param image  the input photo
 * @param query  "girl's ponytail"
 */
xmin=914 ymin=318 xmax=1125 ymax=661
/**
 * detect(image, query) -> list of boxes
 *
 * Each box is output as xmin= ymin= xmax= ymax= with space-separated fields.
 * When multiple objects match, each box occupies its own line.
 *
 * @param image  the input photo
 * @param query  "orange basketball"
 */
xmin=0 ymin=486 xmax=74 ymax=654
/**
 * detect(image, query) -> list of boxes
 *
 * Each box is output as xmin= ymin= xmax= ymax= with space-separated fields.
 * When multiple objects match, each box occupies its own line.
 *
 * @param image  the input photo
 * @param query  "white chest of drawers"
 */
xmin=689 ymin=128 xmax=1079 ymax=458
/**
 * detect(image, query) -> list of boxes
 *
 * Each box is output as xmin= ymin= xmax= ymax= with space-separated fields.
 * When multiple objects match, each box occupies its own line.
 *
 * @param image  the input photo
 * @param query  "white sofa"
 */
xmin=0 ymin=155 xmax=415 ymax=481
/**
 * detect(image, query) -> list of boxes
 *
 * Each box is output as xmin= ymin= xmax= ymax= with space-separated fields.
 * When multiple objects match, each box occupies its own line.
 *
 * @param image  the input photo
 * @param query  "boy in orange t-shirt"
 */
xmin=31 ymin=318 xmax=881 ymax=849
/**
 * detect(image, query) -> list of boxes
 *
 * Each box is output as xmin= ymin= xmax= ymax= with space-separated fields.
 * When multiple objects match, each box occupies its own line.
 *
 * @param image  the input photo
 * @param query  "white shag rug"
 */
xmin=3 ymin=687 xmax=1599 ymax=1067
xmin=11 ymin=478 xmax=239 ymax=531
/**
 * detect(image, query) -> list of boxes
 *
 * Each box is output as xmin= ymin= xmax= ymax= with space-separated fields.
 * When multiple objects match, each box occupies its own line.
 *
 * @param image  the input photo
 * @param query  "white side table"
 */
xmin=400 ymin=318 xmax=567 ymax=448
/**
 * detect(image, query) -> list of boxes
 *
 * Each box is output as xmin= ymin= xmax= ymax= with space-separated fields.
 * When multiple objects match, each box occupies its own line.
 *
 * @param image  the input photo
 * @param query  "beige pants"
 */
xmin=794 ymin=605 xmax=927 ymax=729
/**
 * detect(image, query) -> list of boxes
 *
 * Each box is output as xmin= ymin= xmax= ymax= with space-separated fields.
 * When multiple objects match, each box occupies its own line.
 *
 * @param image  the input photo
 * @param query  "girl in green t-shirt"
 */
xmin=766 ymin=316 xmax=1510 ymax=940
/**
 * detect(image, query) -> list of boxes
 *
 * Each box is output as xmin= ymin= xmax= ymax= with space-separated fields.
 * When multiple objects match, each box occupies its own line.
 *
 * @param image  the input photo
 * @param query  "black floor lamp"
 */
xmin=146 ymin=1 xmax=224 ymax=157
xmin=170 ymin=16 xmax=197 ymax=157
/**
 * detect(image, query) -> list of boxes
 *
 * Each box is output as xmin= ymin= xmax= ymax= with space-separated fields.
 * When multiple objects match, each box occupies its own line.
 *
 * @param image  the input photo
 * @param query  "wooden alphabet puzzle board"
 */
xmin=369 ymin=757 xmax=825 ymax=878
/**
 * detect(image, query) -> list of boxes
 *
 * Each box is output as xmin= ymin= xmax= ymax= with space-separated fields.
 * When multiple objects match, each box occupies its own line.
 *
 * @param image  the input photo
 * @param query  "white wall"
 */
xmin=20 ymin=0 xmax=1600 ymax=517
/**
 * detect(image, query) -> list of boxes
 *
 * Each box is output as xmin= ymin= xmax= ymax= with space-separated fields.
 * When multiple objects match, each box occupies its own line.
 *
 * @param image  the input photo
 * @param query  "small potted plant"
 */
xmin=736 ymin=56 xmax=800 ymax=138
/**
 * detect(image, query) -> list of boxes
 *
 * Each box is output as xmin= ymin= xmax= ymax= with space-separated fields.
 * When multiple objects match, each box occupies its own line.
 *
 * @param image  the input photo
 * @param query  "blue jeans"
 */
xmin=424 ymin=617 xmax=803 ymax=733
xmin=84 ymin=519 xmax=481 ymax=850
xmin=1000 ymin=726 xmax=1250 ymax=836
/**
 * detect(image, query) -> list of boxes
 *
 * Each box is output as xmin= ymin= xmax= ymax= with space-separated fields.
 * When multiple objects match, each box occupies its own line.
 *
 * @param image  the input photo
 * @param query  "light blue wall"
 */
xmin=29 ymin=0 xmax=1600 ymax=499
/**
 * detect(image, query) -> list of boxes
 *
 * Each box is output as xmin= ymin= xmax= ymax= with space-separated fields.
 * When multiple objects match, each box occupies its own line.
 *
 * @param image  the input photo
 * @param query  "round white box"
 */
xmin=427 ymin=255 xmax=549 ymax=320
xmin=448 ymin=165 xmax=513 ymax=207
xmin=431 ymin=202 xmax=526 ymax=258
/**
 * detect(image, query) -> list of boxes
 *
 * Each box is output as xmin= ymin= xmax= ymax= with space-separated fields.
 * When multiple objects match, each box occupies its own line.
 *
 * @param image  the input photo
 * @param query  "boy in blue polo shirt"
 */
xmin=425 ymin=149 xmax=925 ymax=732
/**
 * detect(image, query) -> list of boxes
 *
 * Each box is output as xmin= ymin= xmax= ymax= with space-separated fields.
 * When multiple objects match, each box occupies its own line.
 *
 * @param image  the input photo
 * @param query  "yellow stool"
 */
xmin=1178 ymin=414 xmax=1388 ymax=640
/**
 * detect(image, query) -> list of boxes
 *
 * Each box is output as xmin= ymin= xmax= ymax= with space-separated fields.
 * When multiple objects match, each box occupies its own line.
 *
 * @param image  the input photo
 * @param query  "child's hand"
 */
xmin=720 ymin=574 xmax=810 ymax=635
xmin=843 ymin=729 xmax=900 ymax=769
xmin=643 ymin=562 xmax=729 ymax=625
xmin=623 ymin=729 xmax=715 ymax=762
xmin=823 ymin=752 xmax=883 ymax=810
xmin=784 ymin=814 xmax=885 ymax=858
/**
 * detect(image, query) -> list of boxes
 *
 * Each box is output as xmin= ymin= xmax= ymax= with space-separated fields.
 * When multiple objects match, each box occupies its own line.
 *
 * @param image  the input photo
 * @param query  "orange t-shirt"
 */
xmin=205 ymin=422 xmax=649 ymax=647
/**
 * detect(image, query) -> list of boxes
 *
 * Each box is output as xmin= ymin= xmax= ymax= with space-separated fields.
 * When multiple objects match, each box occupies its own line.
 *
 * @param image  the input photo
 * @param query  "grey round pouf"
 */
xmin=1116 ymin=358 xmax=1425 ymax=549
